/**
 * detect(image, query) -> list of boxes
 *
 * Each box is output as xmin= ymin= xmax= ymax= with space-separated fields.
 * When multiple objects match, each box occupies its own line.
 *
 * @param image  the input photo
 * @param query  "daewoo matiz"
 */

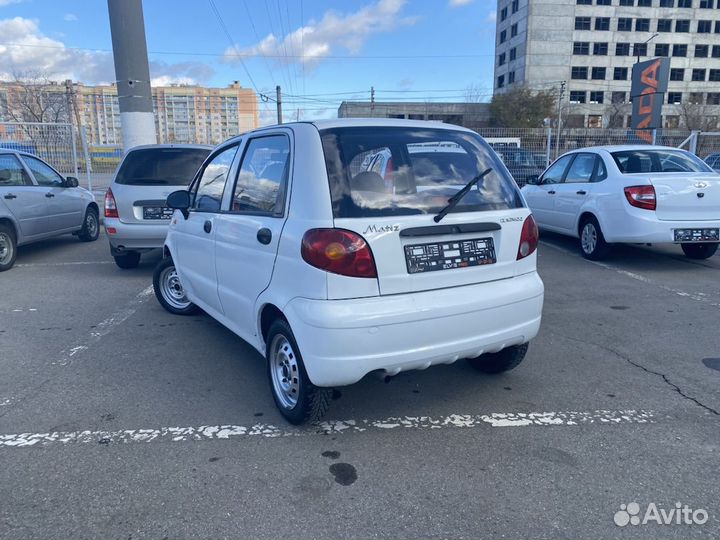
xmin=154 ymin=119 xmax=544 ymax=423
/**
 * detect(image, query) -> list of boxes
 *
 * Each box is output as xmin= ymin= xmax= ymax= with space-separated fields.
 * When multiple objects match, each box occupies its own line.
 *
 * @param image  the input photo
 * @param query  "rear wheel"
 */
xmin=579 ymin=216 xmax=611 ymax=260
xmin=77 ymin=206 xmax=99 ymax=242
xmin=153 ymin=257 xmax=199 ymax=315
xmin=467 ymin=343 xmax=529 ymax=374
xmin=113 ymin=251 xmax=141 ymax=269
xmin=0 ymin=224 xmax=17 ymax=272
xmin=681 ymin=242 xmax=719 ymax=260
xmin=266 ymin=319 xmax=331 ymax=425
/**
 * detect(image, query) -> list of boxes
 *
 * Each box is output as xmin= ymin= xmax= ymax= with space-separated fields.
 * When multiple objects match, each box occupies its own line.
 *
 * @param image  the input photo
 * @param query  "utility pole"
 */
xmin=276 ymin=85 xmax=283 ymax=124
xmin=555 ymin=81 xmax=566 ymax=159
xmin=371 ymin=86 xmax=375 ymax=114
xmin=107 ymin=0 xmax=157 ymax=149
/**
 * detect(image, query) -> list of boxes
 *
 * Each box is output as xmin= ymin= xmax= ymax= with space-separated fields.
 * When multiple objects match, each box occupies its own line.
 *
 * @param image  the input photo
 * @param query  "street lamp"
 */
xmin=635 ymin=33 xmax=659 ymax=64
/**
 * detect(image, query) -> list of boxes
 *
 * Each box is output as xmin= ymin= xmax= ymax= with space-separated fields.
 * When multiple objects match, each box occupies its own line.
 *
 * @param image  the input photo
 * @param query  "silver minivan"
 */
xmin=0 ymin=150 xmax=98 ymax=272
xmin=104 ymin=144 xmax=211 ymax=268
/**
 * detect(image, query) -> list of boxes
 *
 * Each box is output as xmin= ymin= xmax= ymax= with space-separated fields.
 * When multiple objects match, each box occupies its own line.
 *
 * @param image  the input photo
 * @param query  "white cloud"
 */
xmin=0 ymin=0 xmax=27 ymax=6
xmin=224 ymin=0 xmax=416 ymax=69
xmin=485 ymin=10 xmax=497 ymax=22
xmin=0 ymin=16 xmax=214 ymax=86
xmin=449 ymin=0 xmax=474 ymax=6
xmin=63 ymin=13 xmax=78 ymax=22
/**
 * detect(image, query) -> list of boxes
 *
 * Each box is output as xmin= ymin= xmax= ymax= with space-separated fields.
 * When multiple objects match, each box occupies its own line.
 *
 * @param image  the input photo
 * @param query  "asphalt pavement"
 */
xmin=0 ymin=231 xmax=718 ymax=539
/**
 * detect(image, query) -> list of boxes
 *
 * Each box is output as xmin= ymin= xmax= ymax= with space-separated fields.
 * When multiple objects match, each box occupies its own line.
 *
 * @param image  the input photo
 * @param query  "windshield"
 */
xmin=115 ymin=147 xmax=210 ymax=186
xmin=611 ymin=149 xmax=712 ymax=174
xmin=320 ymin=127 xmax=523 ymax=218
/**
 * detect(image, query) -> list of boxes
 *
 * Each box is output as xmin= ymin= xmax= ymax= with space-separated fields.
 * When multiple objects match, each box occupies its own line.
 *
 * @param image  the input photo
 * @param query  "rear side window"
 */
xmin=612 ymin=150 xmax=712 ymax=173
xmin=116 ymin=148 xmax=210 ymax=186
xmin=321 ymin=127 xmax=522 ymax=218
xmin=0 ymin=155 xmax=32 ymax=186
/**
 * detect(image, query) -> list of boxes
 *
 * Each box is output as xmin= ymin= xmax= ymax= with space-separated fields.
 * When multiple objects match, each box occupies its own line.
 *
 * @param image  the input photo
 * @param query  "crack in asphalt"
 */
xmin=552 ymin=332 xmax=720 ymax=417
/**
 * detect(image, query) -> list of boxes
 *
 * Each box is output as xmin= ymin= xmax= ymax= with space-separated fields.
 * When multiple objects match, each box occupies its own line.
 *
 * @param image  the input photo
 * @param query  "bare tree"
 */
xmin=1 ymin=72 xmax=71 ymax=124
xmin=677 ymin=102 xmax=720 ymax=131
xmin=604 ymin=100 xmax=630 ymax=129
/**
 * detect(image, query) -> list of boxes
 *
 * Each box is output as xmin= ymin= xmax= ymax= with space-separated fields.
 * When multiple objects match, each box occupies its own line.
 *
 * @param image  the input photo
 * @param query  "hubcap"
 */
xmin=581 ymin=223 xmax=597 ymax=254
xmin=0 ymin=232 xmax=12 ymax=265
xmin=269 ymin=334 xmax=300 ymax=409
xmin=159 ymin=266 xmax=190 ymax=309
xmin=86 ymin=212 xmax=98 ymax=237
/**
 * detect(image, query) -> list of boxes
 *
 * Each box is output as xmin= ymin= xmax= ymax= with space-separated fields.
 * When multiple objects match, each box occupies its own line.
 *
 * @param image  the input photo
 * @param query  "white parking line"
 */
xmin=0 ymin=409 xmax=655 ymax=448
xmin=540 ymin=241 xmax=720 ymax=309
xmin=15 ymin=261 xmax=113 ymax=267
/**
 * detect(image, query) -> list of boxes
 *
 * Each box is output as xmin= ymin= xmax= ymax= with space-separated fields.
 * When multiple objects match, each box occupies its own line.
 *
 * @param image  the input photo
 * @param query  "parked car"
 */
xmin=0 ymin=150 xmax=99 ymax=272
xmin=703 ymin=153 xmax=720 ymax=173
xmin=152 ymin=119 xmax=544 ymax=423
xmin=494 ymin=146 xmax=546 ymax=187
xmin=522 ymin=145 xmax=720 ymax=260
xmin=104 ymin=144 xmax=212 ymax=268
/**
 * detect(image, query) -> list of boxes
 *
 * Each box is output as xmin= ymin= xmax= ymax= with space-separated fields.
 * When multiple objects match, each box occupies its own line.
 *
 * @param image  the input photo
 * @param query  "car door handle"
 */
xmin=547 ymin=190 xmax=556 ymax=195
xmin=45 ymin=193 xmax=55 ymax=198
xmin=257 ymin=228 xmax=272 ymax=245
xmin=203 ymin=220 xmax=212 ymax=234
xmin=3 ymin=194 xmax=17 ymax=200
xmin=576 ymin=190 xmax=587 ymax=195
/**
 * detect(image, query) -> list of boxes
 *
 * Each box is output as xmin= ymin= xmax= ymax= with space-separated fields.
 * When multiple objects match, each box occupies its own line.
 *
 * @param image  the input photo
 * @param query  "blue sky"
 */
xmin=0 ymin=0 xmax=498 ymax=123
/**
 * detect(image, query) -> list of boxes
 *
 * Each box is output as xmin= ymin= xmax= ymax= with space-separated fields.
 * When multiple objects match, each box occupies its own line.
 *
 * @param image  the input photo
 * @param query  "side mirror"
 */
xmin=526 ymin=174 xmax=540 ymax=185
xmin=65 ymin=176 xmax=79 ymax=188
xmin=167 ymin=190 xmax=191 ymax=219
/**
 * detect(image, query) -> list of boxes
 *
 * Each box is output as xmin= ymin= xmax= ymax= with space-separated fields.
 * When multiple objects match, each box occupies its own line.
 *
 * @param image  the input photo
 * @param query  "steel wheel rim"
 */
xmin=0 ymin=232 xmax=12 ymax=264
xmin=269 ymin=334 xmax=300 ymax=409
xmin=581 ymin=223 xmax=597 ymax=254
xmin=86 ymin=212 xmax=98 ymax=237
xmin=159 ymin=266 xmax=190 ymax=309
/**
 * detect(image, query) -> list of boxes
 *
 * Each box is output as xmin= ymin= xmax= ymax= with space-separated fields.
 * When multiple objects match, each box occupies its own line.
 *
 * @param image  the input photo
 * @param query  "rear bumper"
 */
xmin=284 ymin=272 xmax=544 ymax=387
xmin=603 ymin=212 xmax=720 ymax=244
xmin=104 ymin=217 xmax=169 ymax=252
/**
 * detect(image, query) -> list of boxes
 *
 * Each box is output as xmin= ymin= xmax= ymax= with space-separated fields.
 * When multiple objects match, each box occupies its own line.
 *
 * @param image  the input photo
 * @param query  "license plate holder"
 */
xmin=143 ymin=206 xmax=173 ymax=220
xmin=673 ymin=228 xmax=719 ymax=242
xmin=404 ymin=237 xmax=496 ymax=274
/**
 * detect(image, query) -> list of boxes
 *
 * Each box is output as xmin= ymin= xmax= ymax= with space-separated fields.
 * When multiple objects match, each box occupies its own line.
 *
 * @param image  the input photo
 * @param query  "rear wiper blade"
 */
xmin=433 ymin=168 xmax=493 ymax=223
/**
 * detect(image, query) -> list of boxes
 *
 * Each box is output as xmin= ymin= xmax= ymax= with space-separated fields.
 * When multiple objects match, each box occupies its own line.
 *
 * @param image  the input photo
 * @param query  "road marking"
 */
xmin=15 ymin=261 xmax=113 ymax=267
xmin=0 ymin=410 xmax=655 ymax=448
xmin=53 ymin=285 xmax=154 ymax=366
xmin=540 ymin=240 xmax=720 ymax=308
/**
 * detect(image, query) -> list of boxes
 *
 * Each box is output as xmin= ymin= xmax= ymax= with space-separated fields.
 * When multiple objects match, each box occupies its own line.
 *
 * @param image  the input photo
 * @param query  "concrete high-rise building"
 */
xmin=493 ymin=0 xmax=720 ymax=129
xmin=0 ymin=81 xmax=259 ymax=145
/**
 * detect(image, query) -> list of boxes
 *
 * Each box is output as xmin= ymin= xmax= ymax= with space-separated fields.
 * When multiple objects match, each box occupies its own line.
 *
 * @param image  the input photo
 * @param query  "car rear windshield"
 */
xmin=611 ymin=149 xmax=712 ymax=174
xmin=115 ymin=147 xmax=210 ymax=185
xmin=320 ymin=127 xmax=523 ymax=218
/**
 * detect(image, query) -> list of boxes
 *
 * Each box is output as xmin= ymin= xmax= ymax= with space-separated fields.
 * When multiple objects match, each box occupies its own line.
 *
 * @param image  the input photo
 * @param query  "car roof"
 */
xmin=566 ymin=145 xmax=688 ymax=153
xmin=126 ymin=144 xmax=213 ymax=151
xmin=308 ymin=118 xmax=476 ymax=133
xmin=0 ymin=149 xmax=42 ymax=158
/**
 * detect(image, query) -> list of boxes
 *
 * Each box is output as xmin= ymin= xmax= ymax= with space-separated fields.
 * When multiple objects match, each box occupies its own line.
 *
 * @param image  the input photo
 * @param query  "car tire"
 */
xmin=579 ymin=216 xmax=611 ymax=260
xmin=467 ymin=343 xmax=529 ymax=374
xmin=0 ymin=223 xmax=18 ymax=272
xmin=681 ymin=242 xmax=719 ymax=260
xmin=77 ymin=206 xmax=99 ymax=242
xmin=266 ymin=319 xmax=331 ymax=425
xmin=113 ymin=251 xmax=141 ymax=269
xmin=153 ymin=257 xmax=199 ymax=315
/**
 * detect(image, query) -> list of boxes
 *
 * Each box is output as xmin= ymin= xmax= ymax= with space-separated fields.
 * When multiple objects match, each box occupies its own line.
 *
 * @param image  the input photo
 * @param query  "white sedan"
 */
xmin=522 ymin=146 xmax=720 ymax=260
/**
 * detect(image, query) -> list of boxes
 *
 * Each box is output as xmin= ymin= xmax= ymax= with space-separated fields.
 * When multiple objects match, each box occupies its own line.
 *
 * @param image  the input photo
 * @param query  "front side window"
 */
xmin=191 ymin=145 xmax=239 ymax=212
xmin=22 ymin=156 xmax=64 ymax=187
xmin=564 ymin=154 xmax=596 ymax=183
xmin=231 ymin=135 xmax=290 ymax=215
xmin=542 ymin=155 xmax=574 ymax=184
xmin=0 ymin=155 xmax=32 ymax=186
xmin=320 ymin=127 xmax=522 ymax=218
xmin=612 ymin=150 xmax=712 ymax=173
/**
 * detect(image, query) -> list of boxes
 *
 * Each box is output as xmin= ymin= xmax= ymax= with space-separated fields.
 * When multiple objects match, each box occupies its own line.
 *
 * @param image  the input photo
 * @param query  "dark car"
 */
xmin=494 ymin=147 xmax=546 ymax=187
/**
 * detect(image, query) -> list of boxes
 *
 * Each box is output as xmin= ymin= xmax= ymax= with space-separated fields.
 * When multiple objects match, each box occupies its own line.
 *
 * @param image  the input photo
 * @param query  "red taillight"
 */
xmin=517 ymin=214 xmax=539 ymax=260
xmin=104 ymin=188 xmax=118 ymax=218
xmin=624 ymin=185 xmax=656 ymax=210
xmin=301 ymin=228 xmax=377 ymax=278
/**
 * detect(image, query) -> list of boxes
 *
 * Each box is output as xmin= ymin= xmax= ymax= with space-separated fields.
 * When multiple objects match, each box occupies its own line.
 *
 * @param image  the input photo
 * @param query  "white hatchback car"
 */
xmin=522 ymin=146 xmax=720 ymax=260
xmin=153 ymin=120 xmax=544 ymax=423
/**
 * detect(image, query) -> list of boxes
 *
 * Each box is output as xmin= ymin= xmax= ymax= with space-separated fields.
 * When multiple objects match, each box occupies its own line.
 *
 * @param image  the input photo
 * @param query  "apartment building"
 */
xmin=0 ymin=81 xmax=259 ymax=145
xmin=494 ymin=0 xmax=720 ymax=128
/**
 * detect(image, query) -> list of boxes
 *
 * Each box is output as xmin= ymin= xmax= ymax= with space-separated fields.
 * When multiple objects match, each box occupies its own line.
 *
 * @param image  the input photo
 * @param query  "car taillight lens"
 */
xmin=624 ymin=185 xmax=656 ymax=210
xmin=105 ymin=188 xmax=118 ymax=218
xmin=301 ymin=228 xmax=377 ymax=278
xmin=517 ymin=214 xmax=539 ymax=260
